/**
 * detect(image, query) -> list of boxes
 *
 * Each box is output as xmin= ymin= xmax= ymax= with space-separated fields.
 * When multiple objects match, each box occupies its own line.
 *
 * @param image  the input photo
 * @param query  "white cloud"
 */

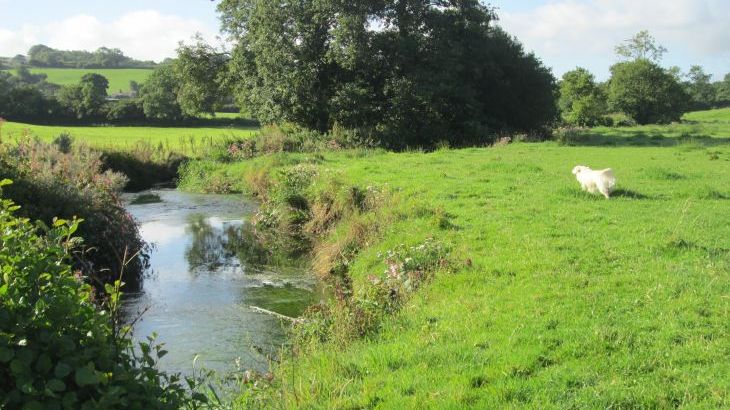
xmin=497 ymin=0 xmax=730 ymax=79
xmin=0 ymin=10 xmax=218 ymax=61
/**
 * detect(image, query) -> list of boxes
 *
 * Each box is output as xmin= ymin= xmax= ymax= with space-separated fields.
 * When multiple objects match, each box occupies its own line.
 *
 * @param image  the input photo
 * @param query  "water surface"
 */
xmin=121 ymin=189 xmax=318 ymax=375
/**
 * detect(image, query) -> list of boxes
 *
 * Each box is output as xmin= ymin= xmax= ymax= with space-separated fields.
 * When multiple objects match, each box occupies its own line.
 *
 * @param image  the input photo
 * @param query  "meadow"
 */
xmin=2 ymin=67 xmax=153 ymax=93
xmin=0 ymin=120 xmax=257 ymax=155
xmin=176 ymin=109 xmax=730 ymax=408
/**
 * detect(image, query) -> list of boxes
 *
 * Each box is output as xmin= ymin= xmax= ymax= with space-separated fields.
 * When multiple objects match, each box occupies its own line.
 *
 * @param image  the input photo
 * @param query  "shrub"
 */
xmin=106 ymin=99 xmax=146 ymax=122
xmin=554 ymin=127 xmax=587 ymax=145
xmin=0 ymin=139 xmax=148 ymax=289
xmin=0 ymin=180 xmax=198 ymax=409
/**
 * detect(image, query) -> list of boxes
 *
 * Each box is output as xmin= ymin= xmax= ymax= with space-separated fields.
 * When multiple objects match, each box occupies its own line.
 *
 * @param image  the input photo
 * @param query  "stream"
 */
xmin=120 ymin=189 xmax=319 ymax=375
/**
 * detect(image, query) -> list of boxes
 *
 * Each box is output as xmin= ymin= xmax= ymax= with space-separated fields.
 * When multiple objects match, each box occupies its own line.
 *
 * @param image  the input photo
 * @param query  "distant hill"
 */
xmin=6 ymin=44 xmax=157 ymax=69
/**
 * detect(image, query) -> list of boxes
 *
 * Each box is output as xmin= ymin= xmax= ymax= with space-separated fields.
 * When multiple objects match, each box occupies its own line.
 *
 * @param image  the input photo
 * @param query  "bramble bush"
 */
xmin=0 ymin=180 xmax=202 ymax=409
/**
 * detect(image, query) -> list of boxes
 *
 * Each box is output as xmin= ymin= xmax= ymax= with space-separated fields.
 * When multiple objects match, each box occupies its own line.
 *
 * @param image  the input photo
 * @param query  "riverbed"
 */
xmin=121 ymin=189 xmax=318 ymax=375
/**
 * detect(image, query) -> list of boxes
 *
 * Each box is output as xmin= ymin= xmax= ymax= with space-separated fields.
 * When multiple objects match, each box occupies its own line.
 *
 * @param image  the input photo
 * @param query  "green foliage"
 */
xmin=684 ymin=65 xmax=715 ymax=110
xmin=57 ymin=73 xmax=110 ymax=119
xmin=713 ymin=73 xmax=730 ymax=107
xmin=219 ymin=0 xmax=557 ymax=148
xmin=105 ymin=99 xmax=146 ymax=122
xmin=0 ymin=181 xmax=196 ymax=409
xmin=0 ymin=139 xmax=148 ymax=289
xmin=140 ymin=65 xmax=185 ymax=121
xmin=174 ymin=37 xmax=229 ymax=117
xmin=608 ymin=59 xmax=689 ymax=124
xmin=558 ymin=67 xmax=608 ymax=126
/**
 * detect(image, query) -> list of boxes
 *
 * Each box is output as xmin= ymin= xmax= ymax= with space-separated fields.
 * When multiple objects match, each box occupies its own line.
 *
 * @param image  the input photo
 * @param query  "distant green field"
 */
xmin=683 ymin=107 xmax=730 ymax=123
xmin=558 ymin=108 xmax=730 ymax=147
xmin=0 ymin=121 xmax=258 ymax=155
xmin=2 ymin=68 xmax=153 ymax=93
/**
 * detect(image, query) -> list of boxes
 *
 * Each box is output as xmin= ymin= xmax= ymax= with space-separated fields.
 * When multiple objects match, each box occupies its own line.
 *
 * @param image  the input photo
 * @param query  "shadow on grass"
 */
xmin=559 ymin=187 xmax=656 ymax=200
xmin=559 ymin=129 xmax=730 ymax=147
xmin=611 ymin=188 xmax=653 ymax=199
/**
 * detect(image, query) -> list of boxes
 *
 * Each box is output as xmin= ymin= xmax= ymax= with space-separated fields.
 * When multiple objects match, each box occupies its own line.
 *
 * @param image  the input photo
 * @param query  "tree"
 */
xmin=684 ymin=65 xmax=715 ymax=110
xmin=608 ymin=59 xmax=688 ymax=124
xmin=219 ymin=0 xmax=557 ymax=148
xmin=615 ymin=30 xmax=667 ymax=62
xmin=174 ymin=37 xmax=229 ymax=117
xmin=14 ymin=66 xmax=47 ymax=85
xmin=58 ymin=73 xmax=109 ymax=119
xmin=714 ymin=73 xmax=730 ymax=107
xmin=139 ymin=65 xmax=184 ymax=121
xmin=558 ymin=67 xmax=608 ymax=126
xmin=9 ymin=54 xmax=27 ymax=67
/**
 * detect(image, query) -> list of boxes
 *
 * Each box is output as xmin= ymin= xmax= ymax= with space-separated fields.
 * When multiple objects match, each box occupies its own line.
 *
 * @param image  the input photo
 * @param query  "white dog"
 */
xmin=572 ymin=165 xmax=616 ymax=199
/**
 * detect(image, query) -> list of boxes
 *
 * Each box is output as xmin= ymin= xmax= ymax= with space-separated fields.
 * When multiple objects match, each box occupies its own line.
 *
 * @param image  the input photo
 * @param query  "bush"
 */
xmin=0 ymin=180 xmax=197 ymax=409
xmin=0 ymin=139 xmax=148 ymax=290
xmin=554 ymin=127 xmax=587 ymax=145
xmin=106 ymin=99 xmax=146 ymax=122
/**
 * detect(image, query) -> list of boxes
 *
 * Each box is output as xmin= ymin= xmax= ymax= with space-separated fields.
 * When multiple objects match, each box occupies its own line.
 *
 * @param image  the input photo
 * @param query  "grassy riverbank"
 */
xmin=177 ymin=110 xmax=730 ymax=407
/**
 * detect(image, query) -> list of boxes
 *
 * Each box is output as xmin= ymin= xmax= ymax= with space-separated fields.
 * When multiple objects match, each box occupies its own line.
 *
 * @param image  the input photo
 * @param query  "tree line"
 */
xmin=559 ymin=30 xmax=730 ymax=127
xmin=1 ymin=44 xmax=157 ymax=69
xmin=1 ymin=4 xmax=729 ymax=145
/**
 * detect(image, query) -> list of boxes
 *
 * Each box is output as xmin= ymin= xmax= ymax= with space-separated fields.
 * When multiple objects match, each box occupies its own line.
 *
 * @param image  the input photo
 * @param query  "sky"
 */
xmin=0 ymin=0 xmax=728 ymax=81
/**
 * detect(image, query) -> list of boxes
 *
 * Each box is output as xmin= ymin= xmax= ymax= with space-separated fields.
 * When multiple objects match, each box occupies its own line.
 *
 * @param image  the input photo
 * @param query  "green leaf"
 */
xmin=35 ymin=353 xmax=53 ymax=374
xmin=54 ymin=362 xmax=72 ymax=378
xmin=47 ymin=378 xmax=66 ymax=392
xmin=74 ymin=366 xmax=99 ymax=386
xmin=21 ymin=400 xmax=43 ymax=410
xmin=62 ymin=392 xmax=78 ymax=409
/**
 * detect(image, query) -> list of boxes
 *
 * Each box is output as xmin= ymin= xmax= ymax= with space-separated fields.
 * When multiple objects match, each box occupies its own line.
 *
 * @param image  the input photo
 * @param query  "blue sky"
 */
xmin=1 ymin=0 xmax=728 ymax=81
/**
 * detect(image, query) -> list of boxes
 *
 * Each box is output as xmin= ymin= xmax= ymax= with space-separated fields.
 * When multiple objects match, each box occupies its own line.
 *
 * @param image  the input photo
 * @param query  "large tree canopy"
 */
xmin=218 ymin=0 xmax=557 ymax=148
xmin=608 ymin=59 xmax=688 ymax=125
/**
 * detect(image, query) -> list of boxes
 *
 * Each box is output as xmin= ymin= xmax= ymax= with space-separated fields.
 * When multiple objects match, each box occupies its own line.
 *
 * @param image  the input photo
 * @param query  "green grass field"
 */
xmin=0 ymin=121 xmax=258 ymax=155
xmin=2 ymin=68 xmax=153 ymax=93
xmin=176 ymin=109 xmax=730 ymax=408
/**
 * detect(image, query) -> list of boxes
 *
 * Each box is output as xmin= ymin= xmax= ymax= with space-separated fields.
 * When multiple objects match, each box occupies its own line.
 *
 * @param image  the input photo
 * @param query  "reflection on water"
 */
xmin=121 ymin=189 xmax=319 ymax=375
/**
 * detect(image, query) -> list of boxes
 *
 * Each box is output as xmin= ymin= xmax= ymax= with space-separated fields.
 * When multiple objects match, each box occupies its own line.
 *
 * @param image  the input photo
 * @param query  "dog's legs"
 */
xmin=599 ymin=186 xmax=610 ymax=199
